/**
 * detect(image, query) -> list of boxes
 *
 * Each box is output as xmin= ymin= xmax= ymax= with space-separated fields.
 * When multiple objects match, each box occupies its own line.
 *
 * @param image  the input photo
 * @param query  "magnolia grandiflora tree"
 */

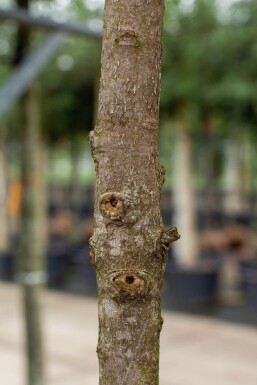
xmin=89 ymin=1 xmax=180 ymax=384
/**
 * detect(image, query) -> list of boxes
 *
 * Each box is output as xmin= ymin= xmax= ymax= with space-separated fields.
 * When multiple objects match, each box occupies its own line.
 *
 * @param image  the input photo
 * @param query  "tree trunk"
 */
xmin=203 ymin=115 xmax=216 ymax=228
xmin=223 ymin=139 xmax=243 ymax=216
xmin=89 ymin=1 xmax=179 ymax=384
xmin=19 ymin=84 xmax=45 ymax=385
xmin=173 ymin=113 xmax=198 ymax=268
xmin=0 ymin=122 xmax=9 ymax=253
xmin=15 ymin=0 xmax=45 ymax=383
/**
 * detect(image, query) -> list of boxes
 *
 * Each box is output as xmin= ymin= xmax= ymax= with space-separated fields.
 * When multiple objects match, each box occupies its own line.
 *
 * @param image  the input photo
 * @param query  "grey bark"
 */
xmin=89 ymin=1 xmax=180 ymax=384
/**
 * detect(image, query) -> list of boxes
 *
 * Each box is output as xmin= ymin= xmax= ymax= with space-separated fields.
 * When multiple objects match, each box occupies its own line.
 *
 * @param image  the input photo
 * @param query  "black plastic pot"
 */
xmin=69 ymin=241 xmax=97 ymax=295
xmin=48 ymin=239 xmax=96 ymax=295
xmin=239 ymin=261 xmax=257 ymax=281
xmin=47 ymin=255 xmax=69 ymax=282
xmin=0 ymin=252 xmax=14 ymax=279
xmin=46 ymin=236 xmax=70 ymax=284
xmin=80 ymin=261 xmax=97 ymax=295
xmin=244 ymin=276 xmax=257 ymax=310
xmin=163 ymin=265 xmax=219 ymax=310
xmin=239 ymin=261 xmax=257 ymax=310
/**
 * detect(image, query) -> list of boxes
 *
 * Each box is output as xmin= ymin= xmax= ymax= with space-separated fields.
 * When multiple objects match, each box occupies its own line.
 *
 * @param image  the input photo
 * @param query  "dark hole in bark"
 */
xmin=126 ymin=276 xmax=134 ymax=284
xmin=110 ymin=197 xmax=117 ymax=207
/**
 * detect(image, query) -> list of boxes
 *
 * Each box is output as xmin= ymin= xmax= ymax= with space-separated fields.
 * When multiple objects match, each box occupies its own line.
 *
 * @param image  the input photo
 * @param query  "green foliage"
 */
xmin=0 ymin=0 xmax=102 ymax=144
xmin=1 ymin=0 xmax=257 ymax=151
xmin=40 ymin=36 xmax=101 ymax=144
xmin=161 ymin=0 xmax=257 ymax=135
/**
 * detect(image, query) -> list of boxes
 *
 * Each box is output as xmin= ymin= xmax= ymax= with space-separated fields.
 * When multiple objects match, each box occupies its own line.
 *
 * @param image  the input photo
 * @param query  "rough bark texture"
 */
xmin=19 ymin=85 xmax=45 ymax=385
xmin=89 ymin=1 xmax=179 ymax=384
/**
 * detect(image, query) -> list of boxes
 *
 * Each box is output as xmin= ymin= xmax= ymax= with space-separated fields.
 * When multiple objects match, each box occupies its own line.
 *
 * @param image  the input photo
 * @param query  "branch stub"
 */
xmin=161 ymin=227 xmax=181 ymax=251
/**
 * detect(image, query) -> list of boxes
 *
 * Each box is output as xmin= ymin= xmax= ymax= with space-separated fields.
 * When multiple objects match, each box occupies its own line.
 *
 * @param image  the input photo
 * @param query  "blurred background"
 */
xmin=0 ymin=0 xmax=257 ymax=383
xmin=1 ymin=0 xmax=257 ymax=318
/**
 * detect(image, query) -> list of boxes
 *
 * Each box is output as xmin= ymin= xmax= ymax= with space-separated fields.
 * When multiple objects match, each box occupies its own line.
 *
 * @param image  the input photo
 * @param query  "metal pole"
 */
xmin=0 ymin=32 xmax=66 ymax=117
xmin=0 ymin=7 xmax=102 ymax=39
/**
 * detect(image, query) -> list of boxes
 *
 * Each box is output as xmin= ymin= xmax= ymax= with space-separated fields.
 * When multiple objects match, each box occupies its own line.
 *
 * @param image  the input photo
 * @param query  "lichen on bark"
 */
xmin=89 ymin=1 xmax=180 ymax=384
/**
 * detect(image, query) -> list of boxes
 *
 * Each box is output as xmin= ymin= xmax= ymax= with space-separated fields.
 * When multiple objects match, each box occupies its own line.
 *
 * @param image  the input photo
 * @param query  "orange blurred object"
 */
xmin=8 ymin=181 xmax=22 ymax=218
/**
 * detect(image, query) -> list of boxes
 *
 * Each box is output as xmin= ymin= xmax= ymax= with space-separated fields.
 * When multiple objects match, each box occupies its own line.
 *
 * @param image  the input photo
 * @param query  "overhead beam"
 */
xmin=0 ymin=7 xmax=102 ymax=39
xmin=0 ymin=32 xmax=66 ymax=117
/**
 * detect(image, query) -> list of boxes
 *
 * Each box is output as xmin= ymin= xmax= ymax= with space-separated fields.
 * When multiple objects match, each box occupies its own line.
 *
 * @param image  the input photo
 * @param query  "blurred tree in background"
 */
xmin=1 ymin=0 xmax=256 ymax=190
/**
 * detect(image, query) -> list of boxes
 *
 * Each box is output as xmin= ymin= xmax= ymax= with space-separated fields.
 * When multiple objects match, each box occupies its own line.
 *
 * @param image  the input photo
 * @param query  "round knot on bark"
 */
xmin=100 ymin=193 xmax=126 ymax=222
xmin=109 ymin=270 xmax=149 ymax=301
